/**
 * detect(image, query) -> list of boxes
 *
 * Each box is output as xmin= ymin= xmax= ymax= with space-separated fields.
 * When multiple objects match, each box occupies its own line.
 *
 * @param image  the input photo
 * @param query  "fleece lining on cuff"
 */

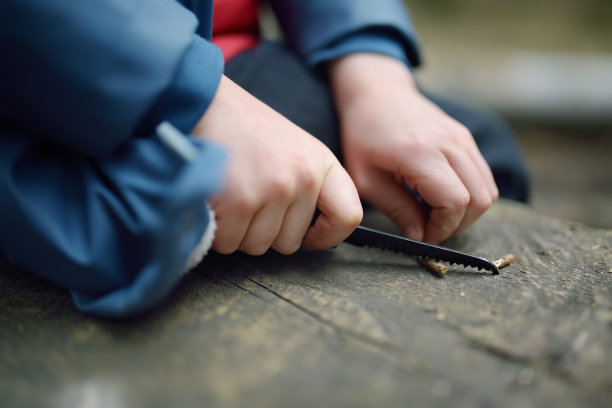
xmin=182 ymin=205 xmax=217 ymax=274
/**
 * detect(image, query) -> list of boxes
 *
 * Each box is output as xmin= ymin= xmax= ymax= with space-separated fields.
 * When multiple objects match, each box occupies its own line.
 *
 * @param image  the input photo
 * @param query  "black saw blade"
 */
xmin=344 ymin=225 xmax=499 ymax=274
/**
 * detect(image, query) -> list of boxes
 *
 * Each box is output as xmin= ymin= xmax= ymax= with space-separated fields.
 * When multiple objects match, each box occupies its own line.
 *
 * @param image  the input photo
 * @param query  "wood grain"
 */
xmin=0 ymin=200 xmax=610 ymax=407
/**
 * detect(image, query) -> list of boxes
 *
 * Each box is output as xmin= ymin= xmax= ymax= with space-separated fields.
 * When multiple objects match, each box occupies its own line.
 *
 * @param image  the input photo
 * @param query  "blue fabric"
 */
xmin=0 ymin=0 xmax=226 ymax=318
xmin=0 ymin=0 xmax=223 ymax=158
xmin=136 ymin=36 xmax=224 ymax=135
xmin=268 ymin=0 xmax=421 ymax=68
xmin=306 ymin=29 xmax=413 ymax=69
xmin=0 ymin=124 xmax=226 ymax=318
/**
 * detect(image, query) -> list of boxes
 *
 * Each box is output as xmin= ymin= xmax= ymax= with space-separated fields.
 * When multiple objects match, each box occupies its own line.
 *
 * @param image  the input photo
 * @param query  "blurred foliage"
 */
xmin=404 ymin=0 xmax=612 ymax=52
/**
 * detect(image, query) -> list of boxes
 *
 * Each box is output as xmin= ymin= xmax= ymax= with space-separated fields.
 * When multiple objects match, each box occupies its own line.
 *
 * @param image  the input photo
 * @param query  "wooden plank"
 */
xmin=0 ymin=200 xmax=610 ymax=407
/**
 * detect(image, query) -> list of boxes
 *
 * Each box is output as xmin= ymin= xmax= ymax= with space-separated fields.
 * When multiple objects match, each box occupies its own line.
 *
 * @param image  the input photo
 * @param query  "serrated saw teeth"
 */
xmin=344 ymin=225 xmax=499 ymax=274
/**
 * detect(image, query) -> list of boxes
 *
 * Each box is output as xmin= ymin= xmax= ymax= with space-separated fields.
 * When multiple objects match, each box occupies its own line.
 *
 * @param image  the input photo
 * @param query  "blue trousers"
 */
xmin=225 ymin=42 xmax=530 ymax=202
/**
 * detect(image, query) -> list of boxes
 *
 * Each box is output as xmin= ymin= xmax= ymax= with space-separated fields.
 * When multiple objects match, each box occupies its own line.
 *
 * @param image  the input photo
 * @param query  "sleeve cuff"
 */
xmin=269 ymin=0 xmax=421 ymax=70
xmin=69 ymin=123 xmax=226 ymax=318
xmin=0 ymin=122 xmax=226 ymax=319
xmin=136 ymin=35 xmax=225 ymax=136
xmin=306 ymin=29 xmax=413 ymax=70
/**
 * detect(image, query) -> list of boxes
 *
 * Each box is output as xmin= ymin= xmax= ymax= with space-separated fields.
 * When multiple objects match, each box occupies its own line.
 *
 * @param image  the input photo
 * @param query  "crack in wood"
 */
xmin=228 ymin=280 xmax=265 ymax=299
xmin=245 ymin=276 xmax=397 ymax=351
xmin=202 ymin=275 xmax=231 ymax=288
xmin=436 ymin=319 xmax=595 ymax=388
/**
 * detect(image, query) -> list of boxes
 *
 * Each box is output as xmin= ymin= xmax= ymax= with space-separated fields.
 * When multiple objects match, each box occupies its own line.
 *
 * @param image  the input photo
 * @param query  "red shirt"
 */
xmin=212 ymin=0 xmax=260 ymax=62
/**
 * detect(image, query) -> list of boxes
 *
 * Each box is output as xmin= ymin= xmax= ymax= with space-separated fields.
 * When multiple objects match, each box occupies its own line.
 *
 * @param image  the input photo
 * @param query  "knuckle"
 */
xmin=274 ymin=241 xmax=301 ymax=255
xmin=211 ymin=222 xmax=241 ymax=254
xmin=242 ymin=243 xmax=270 ymax=256
xmin=456 ymin=123 xmax=472 ymax=138
xmin=295 ymin=157 xmax=321 ymax=193
xmin=447 ymin=121 xmax=471 ymax=140
xmin=450 ymin=190 xmax=470 ymax=210
xmin=426 ymin=217 xmax=455 ymax=243
xmin=405 ymin=136 xmax=433 ymax=155
xmin=272 ymin=178 xmax=293 ymax=201
xmin=430 ymin=217 xmax=454 ymax=236
xmin=267 ymin=169 xmax=297 ymax=202
xmin=213 ymin=240 xmax=239 ymax=255
xmin=241 ymin=229 xmax=278 ymax=256
xmin=231 ymin=192 xmax=258 ymax=216
xmin=388 ymin=206 xmax=413 ymax=228
xmin=491 ymin=187 xmax=500 ymax=202
xmin=438 ymin=122 xmax=474 ymax=147
xmin=473 ymin=193 xmax=493 ymax=213
xmin=300 ymin=169 xmax=319 ymax=195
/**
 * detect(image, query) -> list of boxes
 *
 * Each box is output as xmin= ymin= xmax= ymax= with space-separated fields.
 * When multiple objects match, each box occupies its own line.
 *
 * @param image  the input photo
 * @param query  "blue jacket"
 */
xmin=0 ymin=0 xmax=420 ymax=318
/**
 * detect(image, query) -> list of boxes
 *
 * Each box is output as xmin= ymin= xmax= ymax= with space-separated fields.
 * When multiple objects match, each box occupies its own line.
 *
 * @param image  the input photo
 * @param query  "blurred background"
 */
xmin=406 ymin=0 xmax=612 ymax=228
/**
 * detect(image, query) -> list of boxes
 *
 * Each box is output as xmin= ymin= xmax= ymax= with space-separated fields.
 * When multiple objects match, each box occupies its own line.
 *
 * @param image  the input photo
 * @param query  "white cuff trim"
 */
xmin=182 ymin=205 xmax=216 ymax=274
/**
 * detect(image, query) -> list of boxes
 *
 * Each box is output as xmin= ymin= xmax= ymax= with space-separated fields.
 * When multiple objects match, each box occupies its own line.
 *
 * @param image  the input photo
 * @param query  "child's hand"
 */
xmin=193 ymin=76 xmax=362 ymax=255
xmin=330 ymin=54 xmax=498 ymax=244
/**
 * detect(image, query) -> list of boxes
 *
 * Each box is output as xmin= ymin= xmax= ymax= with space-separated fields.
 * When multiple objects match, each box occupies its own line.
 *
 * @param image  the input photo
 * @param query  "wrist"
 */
xmin=329 ymin=53 xmax=417 ymax=109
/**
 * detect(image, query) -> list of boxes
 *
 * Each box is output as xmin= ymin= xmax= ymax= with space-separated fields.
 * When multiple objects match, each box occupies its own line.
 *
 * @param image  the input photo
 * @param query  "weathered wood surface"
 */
xmin=1 ymin=200 xmax=610 ymax=407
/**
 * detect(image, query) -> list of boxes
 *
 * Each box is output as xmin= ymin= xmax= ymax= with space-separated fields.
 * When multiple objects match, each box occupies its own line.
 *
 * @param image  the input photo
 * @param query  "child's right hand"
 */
xmin=193 ymin=75 xmax=362 ymax=255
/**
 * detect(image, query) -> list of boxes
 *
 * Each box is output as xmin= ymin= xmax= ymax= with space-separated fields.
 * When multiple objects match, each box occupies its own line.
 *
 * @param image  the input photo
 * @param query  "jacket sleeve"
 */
xmin=0 ymin=0 xmax=223 ymax=158
xmin=267 ymin=0 xmax=421 ymax=68
xmin=305 ymin=31 xmax=415 ymax=70
xmin=0 ymin=0 xmax=227 ymax=318
xmin=0 ymin=123 xmax=226 ymax=318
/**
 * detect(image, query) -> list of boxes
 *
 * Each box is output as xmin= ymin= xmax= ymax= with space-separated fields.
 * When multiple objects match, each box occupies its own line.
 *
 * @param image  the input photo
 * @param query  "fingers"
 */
xmin=408 ymin=159 xmax=471 ymax=244
xmin=271 ymin=199 xmax=316 ymax=255
xmin=353 ymin=167 xmax=428 ymax=241
xmin=352 ymin=146 xmax=496 ymax=245
xmin=212 ymin=159 xmax=360 ymax=255
xmin=238 ymin=204 xmax=287 ymax=255
xmin=459 ymin=130 xmax=499 ymax=200
xmin=440 ymin=127 xmax=498 ymax=238
xmin=210 ymin=196 xmax=252 ymax=255
xmin=439 ymin=146 xmax=495 ymax=240
xmin=414 ymin=142 xmax=497 ymax=243
xmin=213 ymin=198 xmax=307 ymax=255
xmin=469 ymin=145 xmax=499 ymax=201
xmin=302 ymin=164 xmax=362 ymax=250
xmin=451 ymin=150 xmax=499 ymax=236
